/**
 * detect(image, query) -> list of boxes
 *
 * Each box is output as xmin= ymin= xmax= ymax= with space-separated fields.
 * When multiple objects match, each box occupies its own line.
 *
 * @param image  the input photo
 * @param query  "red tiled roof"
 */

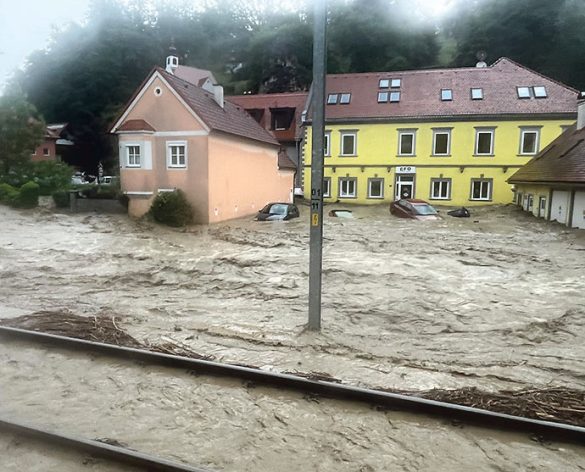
xmin=508 ymin=124 xmax=585 ymax=184
xmin=228 ymin=92 xmax=308 ymax=141
xmin=315 ymin=58 xmax=578 ymax=122
xmin=118 ymin=119 xmax=155 ymax=132
xmin=160 ymin=68 xmax=279 ymax=147
xmin=173 ymin=66 xmax=217 ymax=87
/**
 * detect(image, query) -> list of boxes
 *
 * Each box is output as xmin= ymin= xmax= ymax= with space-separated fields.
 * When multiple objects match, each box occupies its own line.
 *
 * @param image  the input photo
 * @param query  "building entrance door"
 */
xmin=395 ymin=175 xmax=415 ymax=199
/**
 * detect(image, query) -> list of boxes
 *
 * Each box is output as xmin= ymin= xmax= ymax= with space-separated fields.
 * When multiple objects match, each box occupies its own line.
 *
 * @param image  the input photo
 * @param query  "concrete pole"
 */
xmin=308 ymin=0 xmax=327 ymax=331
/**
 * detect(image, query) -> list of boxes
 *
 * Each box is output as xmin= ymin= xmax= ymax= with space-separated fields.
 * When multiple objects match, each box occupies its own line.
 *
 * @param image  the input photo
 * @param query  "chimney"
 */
xmin=578 ymin=91 xmax=585 ymax=130
xmin=475 ymin=50 xmax=487 ymax=68
xmin=213 ymin=84 xmax=224 ymax=108
xmin=165 ymin=41 xmax=179 ymax=74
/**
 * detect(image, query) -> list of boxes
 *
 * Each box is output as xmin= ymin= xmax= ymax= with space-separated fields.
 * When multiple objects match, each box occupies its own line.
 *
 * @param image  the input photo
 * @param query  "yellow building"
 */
xmin=302 ymin=58 xmax=578 ymax=206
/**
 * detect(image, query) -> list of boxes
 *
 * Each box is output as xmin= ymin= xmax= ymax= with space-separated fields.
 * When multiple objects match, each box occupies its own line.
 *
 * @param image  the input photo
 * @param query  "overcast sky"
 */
xmin=0 ymin=0 xmax=455 ymax=93
xmin=0 ymin=0 xmax=90 ymax=91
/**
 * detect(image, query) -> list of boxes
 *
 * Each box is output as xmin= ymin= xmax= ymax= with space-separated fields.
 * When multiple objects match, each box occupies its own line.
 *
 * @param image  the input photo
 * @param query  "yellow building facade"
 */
xmin=303 ymin=119 xmax=573 ymax=206
xmin=301 ymin=58 xmax=578 ymax=206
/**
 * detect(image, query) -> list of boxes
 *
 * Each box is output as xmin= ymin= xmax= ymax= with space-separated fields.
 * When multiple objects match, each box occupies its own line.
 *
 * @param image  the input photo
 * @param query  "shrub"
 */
xmin=16 ymin=181 xmax=40 ymax=208
xmin=0 ymin=183 xmax=18 ymax=204
xmin=31 ymin=161 xmax=73 ymax=195
xmin=150 ymin=190 xmax=194 ymax=227
xmin=52 ymin=189 xmax=70 ymax=208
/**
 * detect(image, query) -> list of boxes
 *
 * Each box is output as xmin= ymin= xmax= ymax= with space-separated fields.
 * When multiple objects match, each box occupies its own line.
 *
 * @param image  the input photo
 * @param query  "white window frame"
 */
xmin=377 ymin=91 xmax=388 ymax=103
xmin=323 ymin=177 xmax=331 ymax=198
xmin=327 ymin=94 xmax=338 ymax=105
xmin=519 ymin=128 xmax=540 ymax=155
xmin=471 ymin=88 xmax=483 ymax=100
xmin=430 ymin=178 xmax=451 ymax=200
xmin=389 ymin=91 xmax=401 ymax=102
xmin=367 ymin=178 xmax=384 ymax=199
xmin=323 ymin=131 xmax=331 ymax=157
xmin=517 ymin=86 xmax=531 ymax=99
xmin=533 ymin=86 xmax=547 ymax=98
xmin=379 ymin=79 xmax=389 ymax=88
xmin=474 ymin=128 xmax=495 ymax=156
xmin=432 ymin=129 xmax=451 ymax=156
xmin=166 ymin=140 xmax=187 ymax=168
xmin=441 ymin=89 xmax=453 ymax=101
xmin=470 ymin=179 xmax=492 ymax=201
xmin=339 ymin=93 xmax=351 ymax=104
xmin=43 ymin=147 xmax=50 ymax=156
xmin=125 ymin=143 xmax=141 ymax=168
xmin=391 ymin=78 xmax=401 ymax=88
xmin=340 ymin=131 xmax=357 ymax=157
xmin=338 ymin=177 xmax=357 ymax=198
xmin=397 ymin=129 xmax=416 ymax=156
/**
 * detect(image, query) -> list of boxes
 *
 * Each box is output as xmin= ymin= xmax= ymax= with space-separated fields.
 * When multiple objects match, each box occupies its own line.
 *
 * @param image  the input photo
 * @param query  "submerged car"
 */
xmin=390 ymin=199 xmax=440 ymax=220
xmin=256 ymin=203 xmax=300 ymax=221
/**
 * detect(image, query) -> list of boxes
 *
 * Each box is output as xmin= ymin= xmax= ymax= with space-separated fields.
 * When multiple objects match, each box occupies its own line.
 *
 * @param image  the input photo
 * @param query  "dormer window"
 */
xmin=389 ymin=91 xmax=401 ymax=102
xmin=391 ymin=79 xmax=401 ymax=88
xmin=340 ymin=93 xmax=351 ymax=104
xmin=377 ymin=92 xmax=388 ymax=103
xmin=533 ymin=86 xmax=547 ymax=98
xmin=441 ymin=89 xmax=453 ymax=101
xmin=471 ymin=88 xmax=483 ymax=100
xmin=379 ymin=79 xmax=389 ymax=88
xmin=517 ymin=87 xmax=531 ymax=99
xmin=327 ymin=94 xmax=338 ymax=104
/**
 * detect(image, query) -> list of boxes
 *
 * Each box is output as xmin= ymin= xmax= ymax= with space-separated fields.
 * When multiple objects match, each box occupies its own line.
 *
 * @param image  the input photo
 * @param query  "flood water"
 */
xmin=1 ymin=203 xmax=585 ymax=469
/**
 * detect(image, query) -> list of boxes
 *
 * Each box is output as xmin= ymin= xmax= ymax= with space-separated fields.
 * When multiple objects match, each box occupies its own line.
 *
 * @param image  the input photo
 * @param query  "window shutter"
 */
xmin=119 ymin=145 xmax=125 ymax=168
xmin=143 ymin=141 xmax=152 ymax=170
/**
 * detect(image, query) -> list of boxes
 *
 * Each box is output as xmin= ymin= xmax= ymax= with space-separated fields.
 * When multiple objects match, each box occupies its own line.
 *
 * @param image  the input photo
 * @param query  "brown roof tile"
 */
xmin=118 ymin=119 xmax=156 ymax=132
xmin=173 ymin=65 xmax=217 ymax=86
xmin=277 ymin=149 xmax=297 ymax=170
xmin=508 ymin=124 xmax=585 ymax=184
xmin=160 ymin=68 xmax=279 ymax=147
xmin=316 ymin=58 xmax=578 ymax=122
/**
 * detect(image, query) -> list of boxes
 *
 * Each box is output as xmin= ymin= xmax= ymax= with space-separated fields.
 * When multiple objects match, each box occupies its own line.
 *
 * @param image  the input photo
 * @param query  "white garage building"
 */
xmin=508 ymin=95 xmax=585 ymax=229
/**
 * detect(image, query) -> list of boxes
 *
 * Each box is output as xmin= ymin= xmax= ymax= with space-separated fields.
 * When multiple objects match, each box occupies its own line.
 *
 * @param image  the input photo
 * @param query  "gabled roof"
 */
xmin=159 ymin=69 xmax=278 ymax=146
xmin=173 ymin=66 xmax=217 ymax=87
xmin=111 ymin=68 xmax=279 ymax=147
xmin=315 ymin=58 xmax=578 ymax=122
xmin=45 ymin=123 xmax=68 ymax=139
xmin=508 ymin=124 xmax=585 ymax=184
xmin=118 ymin=119 xmax=155 ymax=132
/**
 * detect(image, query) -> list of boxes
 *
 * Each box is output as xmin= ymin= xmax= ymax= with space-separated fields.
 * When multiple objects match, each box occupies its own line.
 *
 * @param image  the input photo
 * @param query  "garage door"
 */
xmin=550 ymin=190 xmax=570 ymax=225
xmin=572 ymin=191 xmax=585 ymax=229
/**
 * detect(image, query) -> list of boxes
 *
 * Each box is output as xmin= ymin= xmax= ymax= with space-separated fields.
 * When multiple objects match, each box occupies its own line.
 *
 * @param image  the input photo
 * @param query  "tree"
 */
xmin=0 ymin=88 xmax=45 ymax=175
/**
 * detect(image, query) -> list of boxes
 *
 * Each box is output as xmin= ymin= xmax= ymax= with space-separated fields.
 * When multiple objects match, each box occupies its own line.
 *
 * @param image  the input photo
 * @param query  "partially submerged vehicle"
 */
xmin=390 ymin=199 xmax=440 ymax=220
xmin=329 ymin=209 xmax=353 ymax=218
xmin=447 ymin=207 xmax=471 ymax=218
xmin=256 ymin=203 xmax=300 ymax=221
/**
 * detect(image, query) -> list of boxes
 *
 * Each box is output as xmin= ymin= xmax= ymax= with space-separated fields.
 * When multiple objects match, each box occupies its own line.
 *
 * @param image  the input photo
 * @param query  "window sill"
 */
xmin=429 ymin=198 xmax=451 ymax=201
xmin=469 ymin=199 xmax=492 ymax=202
xmin=338 ymin=195 xmax=357 ymax=199
xmin=339 ymin=155 xmax=357 ymax=158
xmin=367 ymin=196 xmax=384 ymax=199
xmin=126 ymin=165 xmax=142 ymax=168
xmin=168 ymin=166 xmax=187 ymax=169
xmin=431 ymin=154 xmax=451 ymax=157
xmin=517 ymin=154 xmax=537 ymax=157
xmin=473 ymin=154 xmax=495 ymax=157
xmin=397 ymin=154 xmax=416 ymax=158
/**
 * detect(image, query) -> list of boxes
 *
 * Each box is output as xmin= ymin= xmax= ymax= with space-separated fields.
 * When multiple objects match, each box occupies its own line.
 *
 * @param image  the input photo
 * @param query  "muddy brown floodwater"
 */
xmin=1 ymin=203 xmax=585 ymax=469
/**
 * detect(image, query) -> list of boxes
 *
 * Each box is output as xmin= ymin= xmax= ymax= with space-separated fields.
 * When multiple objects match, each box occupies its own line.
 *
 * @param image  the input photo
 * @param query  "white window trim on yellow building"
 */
xmin=430 ymin=178 xmax=451 ymax=200
xmin=323 ymin=177 xmax=331 ymax=197
xmin=432 ymin=128 xmax=452 ymax=156
xmin=367 ymin=178 xmax=384 ymax=199
xmin=397 ymin=129 xmax=417 ymax=156
xmin=339 ymin=177 xmax=357 ymax=198
xmin=340 ymin=131 xmax=357 ymax=156
xmin=470 ymin=178 xmax=493 ymax=201
xmin=474 ymin=127 xmax=496 ymax=156
xmin=125 ymin=143 xmax=141 ymax=168
xmin=323 ymin=131 xmax=331 ymax=156
xmin=519 ymin=127 xmax=541 ymax=155
xmin=166 ymin=140 xmax=187 ymax=168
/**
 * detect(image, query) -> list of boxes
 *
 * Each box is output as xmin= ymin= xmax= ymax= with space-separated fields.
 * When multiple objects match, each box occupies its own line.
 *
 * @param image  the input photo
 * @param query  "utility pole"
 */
xmin=308 ymin=0 xmax=327 ymax=331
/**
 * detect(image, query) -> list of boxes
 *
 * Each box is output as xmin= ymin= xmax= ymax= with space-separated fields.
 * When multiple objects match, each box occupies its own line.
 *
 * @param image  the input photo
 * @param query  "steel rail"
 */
xmin=0 ymin=417 xmax=210 ymax=472
xmin=1 ymin=325 xmax=585 ymax=444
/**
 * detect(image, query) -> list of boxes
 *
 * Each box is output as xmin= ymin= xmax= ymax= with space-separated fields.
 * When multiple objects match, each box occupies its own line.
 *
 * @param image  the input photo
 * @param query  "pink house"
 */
xmin=110 ymin=53 xmax=294 ymax=223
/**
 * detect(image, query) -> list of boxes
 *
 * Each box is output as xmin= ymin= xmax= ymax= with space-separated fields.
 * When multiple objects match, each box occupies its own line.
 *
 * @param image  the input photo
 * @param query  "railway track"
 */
xmin=1 ymin=323 xmax=584 ymax=460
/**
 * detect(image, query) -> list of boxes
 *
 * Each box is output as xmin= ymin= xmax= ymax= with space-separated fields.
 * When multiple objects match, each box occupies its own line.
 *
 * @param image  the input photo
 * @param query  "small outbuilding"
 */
xmin=508 ymin=94 xmax=585 ymax=229
xmin=110 ymin=51 xmax=294 ymax=223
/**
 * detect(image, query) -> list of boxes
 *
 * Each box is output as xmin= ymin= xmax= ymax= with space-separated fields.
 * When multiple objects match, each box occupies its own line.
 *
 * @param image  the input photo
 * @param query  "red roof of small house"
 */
xmin=159 ymin=68 xmax=279 ymax=147
xmin=508 ymin=124 xmax=585 ymax=185
xmin=311 ymin=58 xmax=578 ymax=123
xmin=118 ymin=119 xmax=156 ymax=132
xmin=227 ymin=92 xmax=308 ymax=142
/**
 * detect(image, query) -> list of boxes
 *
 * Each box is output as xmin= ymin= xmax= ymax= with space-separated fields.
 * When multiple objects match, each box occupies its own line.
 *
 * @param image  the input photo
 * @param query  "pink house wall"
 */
xmin=207 ymin=133 xmax=294 ymax=223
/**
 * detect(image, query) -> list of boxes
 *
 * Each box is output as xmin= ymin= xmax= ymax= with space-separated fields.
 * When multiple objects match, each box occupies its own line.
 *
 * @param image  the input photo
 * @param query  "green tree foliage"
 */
xmin=150 ymin=190 xmax=194 ymax=227
xmin=16 ymin=181 xmax=40 ymax=209
xmin=444 ymin=0 xmax=585 ymax=90
xmin=0 ymin=88 xmax=45 ymax=176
